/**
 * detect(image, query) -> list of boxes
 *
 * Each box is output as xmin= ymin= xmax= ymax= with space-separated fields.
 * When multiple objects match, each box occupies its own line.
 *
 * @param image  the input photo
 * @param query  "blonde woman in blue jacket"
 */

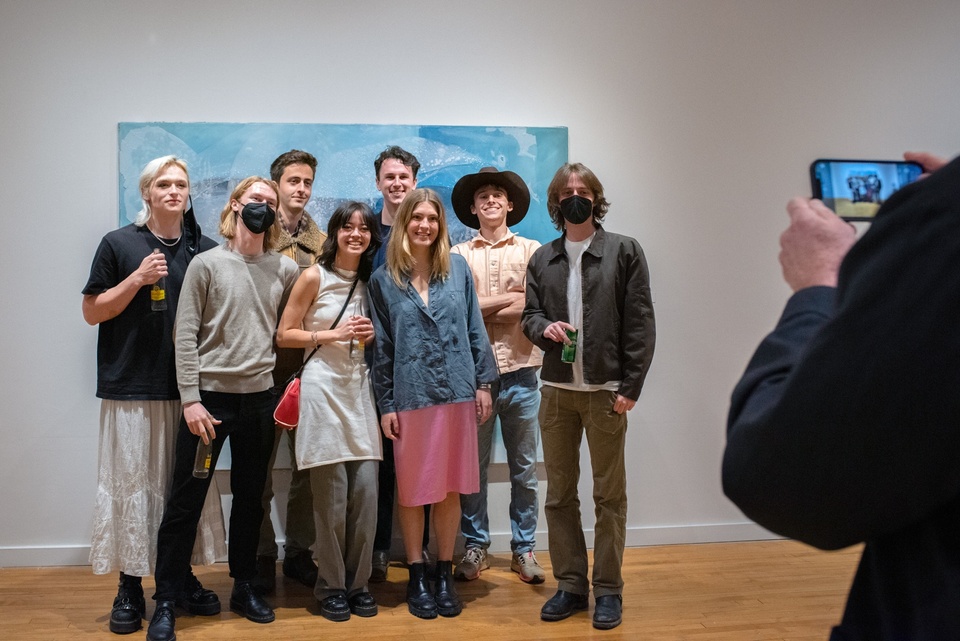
xmin=368 ymin=188 xmax=496 ymax=620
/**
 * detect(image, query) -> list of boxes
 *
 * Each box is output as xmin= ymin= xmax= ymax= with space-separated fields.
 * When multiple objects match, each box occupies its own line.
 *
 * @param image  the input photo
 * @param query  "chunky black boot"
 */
xmin=176 ymin=571 xmax=221 ymax=616
xmin=109 ymin=572 xmax=145 ymax=634
xmin=405 ymin=562 xmax=437 ymax=619
xmin=433 ymin=560 xmax=462 ymax=617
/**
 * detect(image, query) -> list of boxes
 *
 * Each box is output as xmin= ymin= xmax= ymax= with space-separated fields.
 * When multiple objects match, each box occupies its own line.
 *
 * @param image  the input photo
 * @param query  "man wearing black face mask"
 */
xmin=522 ymin=162 xmax=656 ymax=631
xmin=148 ymin=177 xmax=299 ymax=641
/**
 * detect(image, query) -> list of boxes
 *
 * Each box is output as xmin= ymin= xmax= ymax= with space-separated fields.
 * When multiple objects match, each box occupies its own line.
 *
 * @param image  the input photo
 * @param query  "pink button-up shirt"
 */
xmin=453 ymin=231 xmax=543 ymax=375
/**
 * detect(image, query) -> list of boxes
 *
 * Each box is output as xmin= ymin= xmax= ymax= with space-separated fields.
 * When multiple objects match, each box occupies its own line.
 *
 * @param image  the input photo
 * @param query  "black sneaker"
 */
xmin=109 ymin=574 xmax=145 ymax=634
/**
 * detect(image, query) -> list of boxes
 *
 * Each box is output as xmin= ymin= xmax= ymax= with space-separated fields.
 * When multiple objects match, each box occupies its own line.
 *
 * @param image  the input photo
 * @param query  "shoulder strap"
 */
xmin=290 ymin=278 xmax=359 ymax=380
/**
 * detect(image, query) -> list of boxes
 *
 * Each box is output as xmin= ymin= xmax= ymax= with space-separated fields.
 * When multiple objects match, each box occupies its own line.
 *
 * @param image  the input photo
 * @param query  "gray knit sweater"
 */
xmin=175 ymin=244 xmax=299 ymax=403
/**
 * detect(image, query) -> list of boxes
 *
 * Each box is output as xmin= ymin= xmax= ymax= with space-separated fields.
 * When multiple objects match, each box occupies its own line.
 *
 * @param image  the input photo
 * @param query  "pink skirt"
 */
xmin=394 ymin=401 xmax=479 ymax=507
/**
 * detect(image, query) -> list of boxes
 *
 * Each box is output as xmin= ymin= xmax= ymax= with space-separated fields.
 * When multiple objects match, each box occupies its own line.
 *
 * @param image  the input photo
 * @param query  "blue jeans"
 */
xmin=459 ymin=367 xmax=540 ymax=553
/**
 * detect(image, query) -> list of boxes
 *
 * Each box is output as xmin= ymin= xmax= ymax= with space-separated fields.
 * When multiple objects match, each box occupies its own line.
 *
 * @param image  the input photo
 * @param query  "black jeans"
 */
xmin=153 ymin=390 xmax=275 ymax=600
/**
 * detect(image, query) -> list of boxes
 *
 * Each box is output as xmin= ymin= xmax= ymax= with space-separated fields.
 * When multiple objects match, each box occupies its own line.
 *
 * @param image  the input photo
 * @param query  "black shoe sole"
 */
xmin=109 ymin=618 xmax=143 ymax=634
xmin=436 ymin=603 xmax=463 ymax=617
xmin=229 ymin=600 xmax=275 ymax=624
xmin=350 ymin=604 xmax=378 ymax=617
xmin=593 ymin=616 xmax=623 ymax=630
xmin=541 ymin=603 xmax=588 ymax=621
xmin=407 ymin=603 xmax=438 ymax=619
xmin=320 ymin=608 xmax=351 ymax=622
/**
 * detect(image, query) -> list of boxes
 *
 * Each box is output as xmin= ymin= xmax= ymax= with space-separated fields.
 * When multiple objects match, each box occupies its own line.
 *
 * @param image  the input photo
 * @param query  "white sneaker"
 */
xmin=511 ymin=550 xmax=545 ymax=584
xmin=454 ymin=547 xmax=489 ymax=581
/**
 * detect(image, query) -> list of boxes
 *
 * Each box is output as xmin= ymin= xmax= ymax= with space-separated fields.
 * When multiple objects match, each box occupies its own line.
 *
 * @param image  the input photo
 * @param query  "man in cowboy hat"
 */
xmin=450 ymin=167 xmax=546 ymax=585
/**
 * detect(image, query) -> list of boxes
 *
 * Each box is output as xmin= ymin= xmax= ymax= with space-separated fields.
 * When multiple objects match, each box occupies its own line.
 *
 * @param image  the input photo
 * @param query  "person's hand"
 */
xmin=381 ymin=412 xmax=399 ymax=440
xmin=348 ymin=315 xmax=375 ymax=342
xmin=543 ymin=320 xmax=576 ymax=344
xmin=183 ymin=401 xmax=221 ymax=444
xmin=613 ymin=394 xmax=635 ymax=415
xmin=475 ymin=388 xmax=493 ymax=424
xmin=904 ymin=151 xmax=949 ymax=178
xmin=780 ymin=198 xmax=857 ymax=292
xmin=135 ymin=250 xmax=168 ymax=287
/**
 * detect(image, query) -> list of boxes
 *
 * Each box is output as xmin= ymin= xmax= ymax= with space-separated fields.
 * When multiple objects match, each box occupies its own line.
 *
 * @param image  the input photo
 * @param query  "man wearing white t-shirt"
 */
xmin=522 ymin=162 xmax=656 ymax=631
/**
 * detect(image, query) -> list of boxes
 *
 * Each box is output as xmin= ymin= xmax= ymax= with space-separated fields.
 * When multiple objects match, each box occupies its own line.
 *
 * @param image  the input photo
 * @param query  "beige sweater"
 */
xmin=175 ymin=244 xmax=299 ymax=403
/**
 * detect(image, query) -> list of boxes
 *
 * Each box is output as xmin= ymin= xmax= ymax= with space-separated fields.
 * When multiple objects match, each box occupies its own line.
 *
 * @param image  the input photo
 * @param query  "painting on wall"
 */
xmin=119 ymin=122 xmax=567 ymax=467
xmin=118 ymin=122 xmax=569 ymax=248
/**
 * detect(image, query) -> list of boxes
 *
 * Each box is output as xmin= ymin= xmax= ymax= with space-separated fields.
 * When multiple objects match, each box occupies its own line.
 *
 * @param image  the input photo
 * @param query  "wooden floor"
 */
xmin=0 ymin=540 xmax=860 ymax=641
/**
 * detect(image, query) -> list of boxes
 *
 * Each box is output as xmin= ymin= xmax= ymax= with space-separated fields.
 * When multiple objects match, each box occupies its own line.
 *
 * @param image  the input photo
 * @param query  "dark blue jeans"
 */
xmin=153 ymin=390 xmax=275 ymax=601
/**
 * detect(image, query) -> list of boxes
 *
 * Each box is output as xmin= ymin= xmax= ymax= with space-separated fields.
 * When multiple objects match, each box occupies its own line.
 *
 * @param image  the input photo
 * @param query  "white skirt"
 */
xmin=89 ymin=399 xmax=227 ymax=576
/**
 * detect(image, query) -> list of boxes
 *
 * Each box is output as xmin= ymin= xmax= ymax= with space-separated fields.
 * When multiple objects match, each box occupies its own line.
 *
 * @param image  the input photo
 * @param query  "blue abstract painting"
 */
xmin=119 ymin=122 xmax=567 ymax=467
xmin=118 ymin=123 xmax=569 ymax=247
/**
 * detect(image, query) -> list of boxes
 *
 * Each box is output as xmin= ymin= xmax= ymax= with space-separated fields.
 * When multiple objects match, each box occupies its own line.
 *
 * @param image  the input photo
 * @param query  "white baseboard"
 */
xmin=0 ymin=522 xmax=779 ymax=568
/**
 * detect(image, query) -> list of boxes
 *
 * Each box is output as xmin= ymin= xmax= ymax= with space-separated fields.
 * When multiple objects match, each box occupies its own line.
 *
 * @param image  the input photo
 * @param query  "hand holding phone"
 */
xmin=810 ymin=159 xmax=922 ymax=221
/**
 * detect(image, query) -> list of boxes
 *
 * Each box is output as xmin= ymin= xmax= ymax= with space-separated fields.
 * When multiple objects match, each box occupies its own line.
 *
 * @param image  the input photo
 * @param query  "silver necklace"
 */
xmin=148 ymin=221 xmax=183 ymax=247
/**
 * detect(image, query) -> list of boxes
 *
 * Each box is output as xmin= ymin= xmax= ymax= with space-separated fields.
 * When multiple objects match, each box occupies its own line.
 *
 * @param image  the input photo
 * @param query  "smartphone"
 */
xmin=810 ymin=159 xmax=922 ymax=221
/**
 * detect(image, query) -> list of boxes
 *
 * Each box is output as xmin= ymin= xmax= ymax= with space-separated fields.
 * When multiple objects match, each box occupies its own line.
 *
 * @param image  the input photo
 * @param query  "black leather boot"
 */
xmin=433 ymin=560 xmax=462 ymax=617
xmin=176 ymin=571 xmax=220 ymax=616
xmin=230 ymin=580 xmax=275 ymax=623
xmin=109 ymin=572 xmax=145 ymax=634
xmin=145 ymin=600 xmax=176 ymax=641
xmin=405 ymin=562 xmax=437 ymax=619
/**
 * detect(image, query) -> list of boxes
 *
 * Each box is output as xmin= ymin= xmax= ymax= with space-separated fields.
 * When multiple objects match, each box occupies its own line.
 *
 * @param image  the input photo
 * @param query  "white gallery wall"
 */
xmin=1 ymin=0 xmax=958 ymax=566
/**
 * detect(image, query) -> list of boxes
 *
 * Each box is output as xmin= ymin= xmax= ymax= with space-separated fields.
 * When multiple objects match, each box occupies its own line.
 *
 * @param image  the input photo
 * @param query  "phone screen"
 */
xmin=810 ymin=159 xmax=922 ymax=221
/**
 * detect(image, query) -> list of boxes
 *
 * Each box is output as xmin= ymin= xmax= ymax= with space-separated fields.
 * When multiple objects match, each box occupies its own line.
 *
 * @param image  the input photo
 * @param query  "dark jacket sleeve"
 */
xmin=521 ymin=246 xmax=556 ymax=351
xmin=618 ymin=239 xmax=655 ymax=401
xmin=723 ymin=158 xmax=960 ymax=551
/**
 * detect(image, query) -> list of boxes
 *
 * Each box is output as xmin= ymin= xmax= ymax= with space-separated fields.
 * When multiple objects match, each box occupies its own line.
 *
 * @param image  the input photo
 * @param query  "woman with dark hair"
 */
xmin=367 ymin=188 xmax=496 ymax=619
xmin=276 ymin=201 xmax=383 ymax=622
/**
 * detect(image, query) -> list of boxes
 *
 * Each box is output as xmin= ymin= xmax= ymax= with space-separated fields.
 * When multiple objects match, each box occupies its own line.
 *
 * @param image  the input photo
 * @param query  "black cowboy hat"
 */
xmin=451 ymin=167 xmax=531 ymax=229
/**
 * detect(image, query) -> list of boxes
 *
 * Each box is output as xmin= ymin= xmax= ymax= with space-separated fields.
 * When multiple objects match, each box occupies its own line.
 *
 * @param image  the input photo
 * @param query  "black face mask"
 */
xmin=240 ymin=202 xmax=276 ymax=234
xmin=559 ymin=195 xmax=593 ymax=225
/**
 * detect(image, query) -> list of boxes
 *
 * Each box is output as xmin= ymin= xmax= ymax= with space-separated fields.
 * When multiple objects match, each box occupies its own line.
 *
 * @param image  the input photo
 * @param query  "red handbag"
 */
xmin=272 ymin=279 xmax=358 ymax=429
xmin=273 ymin=377 xmax=301 ymax=429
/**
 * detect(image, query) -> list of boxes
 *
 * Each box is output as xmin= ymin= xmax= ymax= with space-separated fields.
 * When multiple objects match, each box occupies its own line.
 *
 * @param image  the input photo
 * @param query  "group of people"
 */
xmin=83 ymin=144 xmax=657 ymax=640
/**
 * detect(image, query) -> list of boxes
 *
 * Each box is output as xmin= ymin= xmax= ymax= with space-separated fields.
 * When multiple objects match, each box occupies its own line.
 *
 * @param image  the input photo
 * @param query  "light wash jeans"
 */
xmin=459 ymin=367 xmax=541 ymax=553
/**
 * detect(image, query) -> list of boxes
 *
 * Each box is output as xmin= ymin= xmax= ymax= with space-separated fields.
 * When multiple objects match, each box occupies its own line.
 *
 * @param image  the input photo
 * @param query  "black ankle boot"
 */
xmin=433 ymin=560 xmax=462 ymax=617
xmin=110 ymin=572 xmax=145 ymax=634
xmin=406 ymin=562 xmax=437 ymax=619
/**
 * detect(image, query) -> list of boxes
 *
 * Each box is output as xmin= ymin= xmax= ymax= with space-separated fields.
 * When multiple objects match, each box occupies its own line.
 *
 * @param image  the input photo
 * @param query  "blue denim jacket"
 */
xmin=368 ymin=253 xmax=497 ymax=414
